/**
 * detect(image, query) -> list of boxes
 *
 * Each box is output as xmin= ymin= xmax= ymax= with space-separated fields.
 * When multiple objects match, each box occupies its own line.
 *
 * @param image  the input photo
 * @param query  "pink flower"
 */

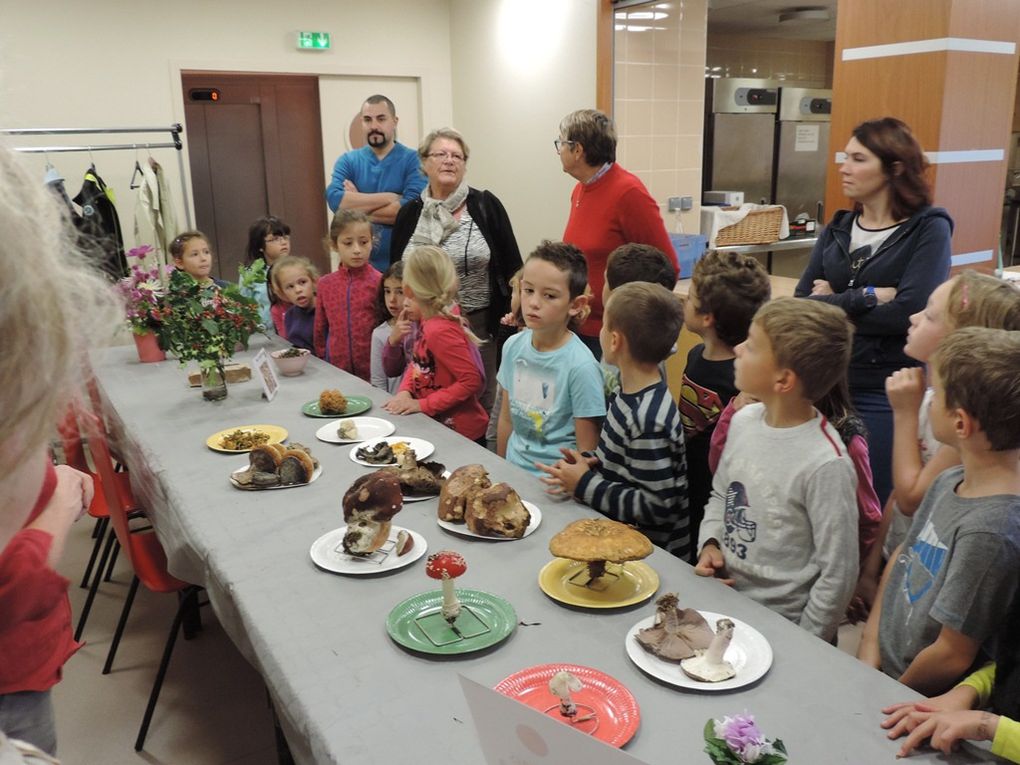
xmin=714 ymin=715 xmax=766 ymax=762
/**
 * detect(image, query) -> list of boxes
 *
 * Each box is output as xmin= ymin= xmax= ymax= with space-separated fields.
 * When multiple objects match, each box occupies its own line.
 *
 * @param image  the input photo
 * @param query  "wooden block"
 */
xmin=187 ymin=363 xmax=252 ymax=387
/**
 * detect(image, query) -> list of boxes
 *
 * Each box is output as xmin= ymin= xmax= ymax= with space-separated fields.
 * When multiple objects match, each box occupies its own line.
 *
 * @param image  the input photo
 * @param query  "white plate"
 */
xmin=229 ymin=461 xmax=322 ymax=490
xmin=315 ymin=417 xmax=396 ymax=445
xmin=348 ymin=436 xmax=435 ymax=467
xmin=624 ymin=610 xmax=772 ymax=691
xmin=437 ymin=500 xmax=542 ymax=541
xmin=309 ymin=525 xmax=427 ymax=575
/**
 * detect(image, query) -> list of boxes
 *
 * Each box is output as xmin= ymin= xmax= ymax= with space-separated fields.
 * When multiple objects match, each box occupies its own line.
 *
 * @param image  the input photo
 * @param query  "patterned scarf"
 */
xmin=409 ymin=180 xmax=470 ymax=247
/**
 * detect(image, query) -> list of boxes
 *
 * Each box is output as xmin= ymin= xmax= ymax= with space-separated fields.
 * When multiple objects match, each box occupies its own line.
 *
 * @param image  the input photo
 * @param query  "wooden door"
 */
xmin=182 ymin=72 xmax=329 ymax=281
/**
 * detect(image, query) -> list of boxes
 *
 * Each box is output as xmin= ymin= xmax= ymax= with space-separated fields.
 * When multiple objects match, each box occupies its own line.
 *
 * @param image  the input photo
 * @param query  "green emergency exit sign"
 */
xmin=297 ymin=31 xmax=331 ymax=50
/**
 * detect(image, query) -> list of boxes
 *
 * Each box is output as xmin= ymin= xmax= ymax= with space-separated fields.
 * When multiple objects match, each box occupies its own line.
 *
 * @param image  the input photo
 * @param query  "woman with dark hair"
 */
xmin=241 ymin=215 xmax=292 ymax=335
xmin=794 ymin=117 xmax=953 ymax=506
xmin=557 ymin=108 xmax=678 ymax=359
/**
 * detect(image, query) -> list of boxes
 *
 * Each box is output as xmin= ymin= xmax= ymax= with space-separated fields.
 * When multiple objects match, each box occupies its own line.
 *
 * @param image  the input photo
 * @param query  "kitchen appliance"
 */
xmin=773 ymin=87 xmax=831 ymax=222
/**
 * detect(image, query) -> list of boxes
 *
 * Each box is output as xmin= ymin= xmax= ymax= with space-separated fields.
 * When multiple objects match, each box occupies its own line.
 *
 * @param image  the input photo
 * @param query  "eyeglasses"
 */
xmin=554 ymin=139 xmax=576 ymax=153
xmin=427 ymin=151 xmax=466 ymax=163
xmin=265 ymin=234 xmax=291 ymax=244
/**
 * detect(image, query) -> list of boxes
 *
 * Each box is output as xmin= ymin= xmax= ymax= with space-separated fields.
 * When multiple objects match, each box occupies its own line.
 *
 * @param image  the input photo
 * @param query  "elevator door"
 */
xmin=182 ymin=72 xmax=328 ymax=280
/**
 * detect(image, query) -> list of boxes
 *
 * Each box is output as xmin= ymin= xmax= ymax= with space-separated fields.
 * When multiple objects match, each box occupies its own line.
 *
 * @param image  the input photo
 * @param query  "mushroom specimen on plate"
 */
xmin=378 ymin=450 xmax=446 ymax=497
xmin=635 ymin=593 xmax=715 ymax=661
xmin=341 ymin=472 xmax=403 ymax=555
xmin=680 ymin=618 xmax=736 ymax=682
xmin=437 ymin=464 xmax=491 ymax=522
xmin=548 ymin=670 xmax=582 ymax=718
xmin=548 ymin=518 xmax=652 ymax=584
xmin=425 ymin=550 xmax=467 ymax=624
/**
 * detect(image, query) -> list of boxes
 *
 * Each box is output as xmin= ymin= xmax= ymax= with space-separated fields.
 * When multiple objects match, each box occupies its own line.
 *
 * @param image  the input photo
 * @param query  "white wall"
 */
xmin=449 ymin=0 xmax=598 ymax=256
xmin=0 ymin=0 xmax=454 ymax=248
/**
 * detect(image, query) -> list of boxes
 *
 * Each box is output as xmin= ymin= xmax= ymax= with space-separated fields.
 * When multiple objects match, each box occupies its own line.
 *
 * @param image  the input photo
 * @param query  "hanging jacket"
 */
xmin=73 ymin=168 xmax=125 ymax=279
xmin=133 ymin=158 xmax=176 ymax=269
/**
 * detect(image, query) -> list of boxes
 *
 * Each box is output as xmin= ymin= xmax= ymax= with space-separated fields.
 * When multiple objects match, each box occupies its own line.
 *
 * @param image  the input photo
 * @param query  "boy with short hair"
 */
xmin=496 ymin=241 xmax=606 ymax=476
xmin=696 ymin=297 xmax=858 ymax=641
xmin=537 ymin=283 xmax=691 ymax=559
xmin=860 ymin=327 xmax=1020 ymax=695
xmin=600 ymin=243 xmax=678 ymax=399
xmin=680 ymin=251 xmax=770 ymax=533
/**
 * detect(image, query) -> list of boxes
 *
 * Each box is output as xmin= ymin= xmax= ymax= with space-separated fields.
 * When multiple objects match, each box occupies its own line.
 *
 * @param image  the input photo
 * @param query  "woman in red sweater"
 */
xmin=557 ymin=108 xmax=678 ymax=358
xmin=382 ymin=246 xmax=488 ymax=443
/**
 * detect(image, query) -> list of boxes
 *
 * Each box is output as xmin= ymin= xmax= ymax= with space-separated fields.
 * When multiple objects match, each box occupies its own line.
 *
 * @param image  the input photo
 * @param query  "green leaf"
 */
xmin=201 ymin=319 xmax=220 ymax=335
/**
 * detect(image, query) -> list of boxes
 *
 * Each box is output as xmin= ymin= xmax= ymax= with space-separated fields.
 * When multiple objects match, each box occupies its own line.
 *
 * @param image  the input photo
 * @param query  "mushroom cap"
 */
xmin=425 ymin=550 xmax=467 ymax=579
xmin=548 ymin=670 xmax=582 ymax=697
xmin=548 ymin=518 xmax=653 ymax=563
xmin=342 ymin=472 xmax=403 ymax=522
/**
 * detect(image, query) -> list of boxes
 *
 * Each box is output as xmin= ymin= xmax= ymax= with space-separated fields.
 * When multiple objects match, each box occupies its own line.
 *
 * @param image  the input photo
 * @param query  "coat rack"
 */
xmin=1 ymin=124 xmax=193 ymax=228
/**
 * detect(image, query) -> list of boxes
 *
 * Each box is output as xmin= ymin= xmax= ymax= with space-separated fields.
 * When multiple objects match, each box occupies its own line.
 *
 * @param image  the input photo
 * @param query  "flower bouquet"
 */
xmin=159 ymin=268 xmax=263 ymax=399
xmin=703 ymin=715 xmax=787 ymax=765
xmin=116 ymin=245 xmax=169 ymax=361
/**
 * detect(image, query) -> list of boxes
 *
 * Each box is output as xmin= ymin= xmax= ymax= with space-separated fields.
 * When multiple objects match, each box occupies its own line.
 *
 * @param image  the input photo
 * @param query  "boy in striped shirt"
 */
xmin=537 ymin=282 xmax=691 ymax=560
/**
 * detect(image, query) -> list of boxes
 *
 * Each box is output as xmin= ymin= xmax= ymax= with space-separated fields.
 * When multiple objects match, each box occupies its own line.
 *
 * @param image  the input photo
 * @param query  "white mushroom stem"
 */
xmin=440 ymin=572 xmax=461 ymax=623
xmin=706 ymin=618 xmax=735 ymax=665
xmin=548 ymin=671 xmax=582 ymax=717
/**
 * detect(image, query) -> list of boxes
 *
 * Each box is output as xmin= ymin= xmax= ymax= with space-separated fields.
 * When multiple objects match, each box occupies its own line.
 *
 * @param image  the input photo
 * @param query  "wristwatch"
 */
xmin=863 ymin=286 xmax=878 ymax=309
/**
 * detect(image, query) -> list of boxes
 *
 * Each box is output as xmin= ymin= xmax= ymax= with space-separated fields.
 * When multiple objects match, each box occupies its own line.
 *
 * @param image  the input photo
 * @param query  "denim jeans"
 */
xmin=852 ymin=387 xmax=894 ymax=508
xmin=0 ymin=690 xmax=55 ymax=756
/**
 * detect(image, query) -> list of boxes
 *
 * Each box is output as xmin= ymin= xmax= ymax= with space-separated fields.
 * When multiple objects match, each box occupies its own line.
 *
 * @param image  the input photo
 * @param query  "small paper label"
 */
xmin=253 ymin=349 xmax=279 ymax=401
xmin=795 ymin=124 xmax=819 ymax=152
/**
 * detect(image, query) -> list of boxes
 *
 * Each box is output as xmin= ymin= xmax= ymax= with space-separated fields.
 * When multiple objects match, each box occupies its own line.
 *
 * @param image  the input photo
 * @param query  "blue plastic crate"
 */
xmin=669 ymin=234 xmax=708 ymax=279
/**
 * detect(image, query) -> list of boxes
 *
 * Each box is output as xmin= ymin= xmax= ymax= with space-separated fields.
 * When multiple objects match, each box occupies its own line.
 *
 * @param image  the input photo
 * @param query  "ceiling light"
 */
xmin=778 ymin=6 xmax=831 ymax=23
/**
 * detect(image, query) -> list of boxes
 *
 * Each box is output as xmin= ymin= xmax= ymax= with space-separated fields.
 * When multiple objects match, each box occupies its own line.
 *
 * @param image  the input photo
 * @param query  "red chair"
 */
xmin=81 ymin=411 xmax=202 ymax=752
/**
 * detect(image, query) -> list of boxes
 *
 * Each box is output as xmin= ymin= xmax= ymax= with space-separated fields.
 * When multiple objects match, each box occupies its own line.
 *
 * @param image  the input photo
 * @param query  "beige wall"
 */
xmin=707 ymin=33 xmax=834 ymax=86
xmin=449 ymin=0 xmax=599 ymax=256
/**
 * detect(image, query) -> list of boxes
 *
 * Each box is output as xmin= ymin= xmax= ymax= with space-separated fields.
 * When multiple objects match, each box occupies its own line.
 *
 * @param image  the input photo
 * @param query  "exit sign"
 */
xmin=296 ymin=31 xmax=331 ymax=50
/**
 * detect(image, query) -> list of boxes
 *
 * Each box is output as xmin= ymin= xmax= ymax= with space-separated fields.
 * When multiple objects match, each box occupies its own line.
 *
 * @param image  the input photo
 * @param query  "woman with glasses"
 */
xmin=557 ymin=108 xmax=677 ymax=360
xmin=794 ymin=117 xmax=953 ymax=508
xmin=242 ymin=215 xmax=293 ymax=335
xmin=391 ymin=127 xmax=523 ymax=419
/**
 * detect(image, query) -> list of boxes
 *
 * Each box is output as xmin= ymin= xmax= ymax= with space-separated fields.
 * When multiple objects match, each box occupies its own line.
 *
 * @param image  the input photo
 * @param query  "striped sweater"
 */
xmin=574 ymin=380 xmax=691 ymax=561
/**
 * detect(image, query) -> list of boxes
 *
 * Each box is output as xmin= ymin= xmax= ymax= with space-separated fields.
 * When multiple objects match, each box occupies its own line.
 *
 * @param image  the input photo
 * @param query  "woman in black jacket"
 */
xmin=795 ymin=117 xmax=953 ymax=506
xmin=391 ymin=127 xmax=522 ymax=417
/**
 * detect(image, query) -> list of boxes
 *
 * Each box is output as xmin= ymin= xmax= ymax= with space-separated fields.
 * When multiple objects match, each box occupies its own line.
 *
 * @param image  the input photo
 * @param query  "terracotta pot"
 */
xmin=133 ymin=331 xmax=166 ymax=363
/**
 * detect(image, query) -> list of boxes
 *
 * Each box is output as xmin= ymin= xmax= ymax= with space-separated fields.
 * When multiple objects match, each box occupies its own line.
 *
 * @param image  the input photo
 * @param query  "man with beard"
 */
xmin=325 ymin=94 xmax=426 ymax=269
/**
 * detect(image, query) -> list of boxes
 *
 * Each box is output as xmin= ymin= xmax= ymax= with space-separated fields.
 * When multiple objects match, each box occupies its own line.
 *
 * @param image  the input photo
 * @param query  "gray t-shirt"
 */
xmin=879 ymin=466 xmax=1020 ymax=679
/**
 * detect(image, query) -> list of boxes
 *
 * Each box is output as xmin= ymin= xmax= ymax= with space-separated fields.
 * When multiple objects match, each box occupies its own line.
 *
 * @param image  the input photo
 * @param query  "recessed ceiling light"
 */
xmin=778 ymin=6 xmax=831 ymax=23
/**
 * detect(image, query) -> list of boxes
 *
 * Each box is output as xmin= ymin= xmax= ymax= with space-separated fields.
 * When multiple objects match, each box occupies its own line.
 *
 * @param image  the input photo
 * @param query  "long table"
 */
xmin=91 ymin=338 xmax=1001 ymax=764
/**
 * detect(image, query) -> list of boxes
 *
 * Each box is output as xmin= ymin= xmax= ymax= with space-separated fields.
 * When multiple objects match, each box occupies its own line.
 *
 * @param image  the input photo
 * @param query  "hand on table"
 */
xmin=891 ymin=709 xmax=999 ymax=758
xmin=694 ymin=544 xmax=735 ymax=586
xmin=881 ymin=684 xmax=977 ymax=740
xmin=886 ymin=367 xmax=926 ymax=413
xmin=383 ymin=392 xmax=421 ymax=415
xmin=534 ymin=448 xmax=597 ymax=496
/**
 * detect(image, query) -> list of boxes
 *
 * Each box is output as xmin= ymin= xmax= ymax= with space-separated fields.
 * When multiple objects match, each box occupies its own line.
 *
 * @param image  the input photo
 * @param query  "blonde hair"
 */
xmin=0 ymin=145 xmax=120 ymax=472
xmin=270 ymin=255 xmax=319 ymax=294
xmin=945 ymin=270 xmax=1020 ymax=331
xmin=403 ymin=246 xmax=482 ymax=345
xmin=755 ymin=297 xmax=854 ymax=401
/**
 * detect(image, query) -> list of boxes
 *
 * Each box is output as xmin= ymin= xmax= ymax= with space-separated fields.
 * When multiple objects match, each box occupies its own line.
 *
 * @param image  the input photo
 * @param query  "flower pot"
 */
xmin=133 ymin=331 xmax=166 ymax=363
xmin=200 ymin=363 xmax=228 ymax=402
xmin=271 ymin=348 xmax=311 ymax=376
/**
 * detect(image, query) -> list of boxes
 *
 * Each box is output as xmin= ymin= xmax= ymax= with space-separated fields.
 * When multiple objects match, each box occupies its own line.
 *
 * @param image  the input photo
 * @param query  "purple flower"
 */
xmin=715 ymin=715 xmax=766 ymax=762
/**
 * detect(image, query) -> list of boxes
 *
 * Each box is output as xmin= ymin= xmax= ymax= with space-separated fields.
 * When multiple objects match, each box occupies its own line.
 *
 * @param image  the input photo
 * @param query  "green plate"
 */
xmin=386 ymin=588 xmax=517 ymax=655
xmin=302 ymin=396 xmax=372 ymax=418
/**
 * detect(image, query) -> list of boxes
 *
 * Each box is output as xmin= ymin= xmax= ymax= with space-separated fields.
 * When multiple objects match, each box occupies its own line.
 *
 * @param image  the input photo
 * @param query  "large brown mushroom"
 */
xmin=341 ymin=472 xmax=403 ymax=555
xmin=548 ymin=518 xmax=653 ymax=583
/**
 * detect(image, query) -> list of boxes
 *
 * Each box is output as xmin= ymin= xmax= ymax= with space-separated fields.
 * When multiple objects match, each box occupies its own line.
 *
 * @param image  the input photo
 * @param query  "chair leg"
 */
xmin=135 ymin=586 xmax=197 ymax=752
xmin=103 ymin=537 xmax=121 ymax=582
xmin=74 ymin=527 xmax=117 ymax=641
xmin=80 ymin=517 xmax=109 ymax=588
xmin=102 ymin=575 xmax=139 ymax=675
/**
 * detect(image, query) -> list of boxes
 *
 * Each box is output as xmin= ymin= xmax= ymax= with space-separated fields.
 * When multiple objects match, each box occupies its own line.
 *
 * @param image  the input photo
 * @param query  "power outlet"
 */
xmin=668 ymin=196 xmax=694 ymax=212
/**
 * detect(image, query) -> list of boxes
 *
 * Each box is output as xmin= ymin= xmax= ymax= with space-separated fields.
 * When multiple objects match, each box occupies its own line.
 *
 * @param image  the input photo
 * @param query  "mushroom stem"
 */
xmin=440 ymin=572 xmax=461 ymax=623
xmin=586 ymin=559 xmax=607 ymax=582
xmin=706 ymin=619 xmax=735 ymax=665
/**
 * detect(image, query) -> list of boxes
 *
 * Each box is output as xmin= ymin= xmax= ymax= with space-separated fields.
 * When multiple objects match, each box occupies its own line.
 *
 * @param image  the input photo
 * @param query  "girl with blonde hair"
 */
xmin=383 ymin=246 xmax=488 ymax=443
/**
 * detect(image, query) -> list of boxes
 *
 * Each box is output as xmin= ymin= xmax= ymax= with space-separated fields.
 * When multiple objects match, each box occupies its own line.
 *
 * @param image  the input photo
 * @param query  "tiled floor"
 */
xmin=54 ymin=515 xmax=278 ymax=764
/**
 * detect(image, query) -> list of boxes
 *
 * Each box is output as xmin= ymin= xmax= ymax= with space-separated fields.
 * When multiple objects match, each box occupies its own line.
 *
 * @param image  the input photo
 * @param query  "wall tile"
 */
xmin=652 ymin=99 xmax=680 ymax=136
xmin=627 ymin=63 xmax=655 ymax=100
xmin=653 ymin=63 xmax=679 ymax=101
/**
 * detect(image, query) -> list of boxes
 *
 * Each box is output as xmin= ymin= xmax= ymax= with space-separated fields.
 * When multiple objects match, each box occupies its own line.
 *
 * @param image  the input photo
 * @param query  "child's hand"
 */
xmin=895 ymin=710 xmax=999 ymax=758
xmin=694 ymin=543 xmax=735 ymax=586
xmin=731 ymin=391 xmax=759 ymax=412
xmin=881 ymin=684 xmax=978 ymax=739
xmin=535 ymin=449 xmax=592 ymax=496
xmin=499 ymin=312 xmax=517 ymax=327
xmin=383 ymin=392 xmax=421 ymax=415
xmin=48 ymin=464 xmax=94 ymax=524
xmin=389 ymin=309 xmax=412 ymax=346
xmin=886 ymin=367 xmax=926 ymax=412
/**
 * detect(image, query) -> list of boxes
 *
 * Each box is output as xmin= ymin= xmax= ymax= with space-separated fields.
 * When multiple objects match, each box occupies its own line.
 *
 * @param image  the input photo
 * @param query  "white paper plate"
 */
xmin=229 ymin=461 xmax=322 ymax=490
xmin=309 ymin=525 xmax=426 ymax=575
xmin=624 ymin=610 xmax=772 ymax=691
xmin=315 ymin=417 xmax=395 ymax=445
xmin=348 ymin=436 xmax=435 ymax=467
xmin=437 ymin=500 xmax=542 ymax=541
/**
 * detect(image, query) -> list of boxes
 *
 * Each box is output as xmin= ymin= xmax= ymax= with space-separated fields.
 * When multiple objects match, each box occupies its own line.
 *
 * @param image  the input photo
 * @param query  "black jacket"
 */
xmin=391 ymin=187 xmax=523 ymax=335
xmin=795 ymin=206 xmax=953 ymax=390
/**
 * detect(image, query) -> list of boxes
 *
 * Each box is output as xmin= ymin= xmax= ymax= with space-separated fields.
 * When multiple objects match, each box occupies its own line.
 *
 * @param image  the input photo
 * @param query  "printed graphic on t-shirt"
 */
xmin=723 ymin=481 xmax=756 ymax=559
xmin=510 ymin=359 xmax=555 ymax=441
xmin=902 ymin=519 xmax=948 ymax=605
xmin=679 ymin=376 xmax=724 ymax=437
xmin=408 ymin=348 xmax=437 ymax=398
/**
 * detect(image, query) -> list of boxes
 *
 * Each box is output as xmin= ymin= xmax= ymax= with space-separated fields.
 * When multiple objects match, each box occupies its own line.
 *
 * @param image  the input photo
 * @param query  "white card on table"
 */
xmin=252 ymin=349 xmax=279 ymax=402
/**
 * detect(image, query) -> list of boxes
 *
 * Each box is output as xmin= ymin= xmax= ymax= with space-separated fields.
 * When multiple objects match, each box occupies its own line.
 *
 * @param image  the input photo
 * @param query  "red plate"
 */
xmin=493 ymin=663 xmax=640 ymax=747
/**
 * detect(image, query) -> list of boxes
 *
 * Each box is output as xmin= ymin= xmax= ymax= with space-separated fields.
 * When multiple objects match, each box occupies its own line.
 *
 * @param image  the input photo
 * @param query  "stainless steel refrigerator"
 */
xmin=703 ymin=77 xmax=780 ymax=206
xmin=773 ymin=87 xmax=831 ymax=221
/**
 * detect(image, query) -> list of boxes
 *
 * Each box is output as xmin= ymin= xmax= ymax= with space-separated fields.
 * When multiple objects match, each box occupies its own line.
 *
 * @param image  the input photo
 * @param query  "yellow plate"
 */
xmin=206 ymin=424 xmax=288 ymax=453
xmin=538 ymin=558 xmax=659 ymax=609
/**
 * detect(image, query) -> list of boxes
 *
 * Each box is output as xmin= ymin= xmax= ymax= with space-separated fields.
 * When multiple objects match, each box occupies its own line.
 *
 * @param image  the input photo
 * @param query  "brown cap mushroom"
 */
xmin=549 ymin=518 xmax=653 ymax=563
xmin=342 ymin=472 xmax=403 ymax=523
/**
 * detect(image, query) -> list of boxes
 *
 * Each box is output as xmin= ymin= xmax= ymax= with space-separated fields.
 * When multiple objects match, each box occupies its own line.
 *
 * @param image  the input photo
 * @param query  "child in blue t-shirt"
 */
xmin=496 ymin=241 xmax=606 ymax=475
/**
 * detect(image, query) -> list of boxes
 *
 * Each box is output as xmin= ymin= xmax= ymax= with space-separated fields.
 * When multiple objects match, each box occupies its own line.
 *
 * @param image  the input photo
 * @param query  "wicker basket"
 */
xmin=714 ymin=206 xmax=784 ymax=246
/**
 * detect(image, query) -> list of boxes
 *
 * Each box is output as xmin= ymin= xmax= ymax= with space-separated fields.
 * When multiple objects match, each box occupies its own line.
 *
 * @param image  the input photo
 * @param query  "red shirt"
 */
xmin=0 ymin=463 xmax=81 ymax=693
xmin=398 ymin=316 xmax=488 ymax=440
xmin=313 ymin=264 xmax=381 ymax=381
xmin=562 ymin=163 xmax=677 ymax=336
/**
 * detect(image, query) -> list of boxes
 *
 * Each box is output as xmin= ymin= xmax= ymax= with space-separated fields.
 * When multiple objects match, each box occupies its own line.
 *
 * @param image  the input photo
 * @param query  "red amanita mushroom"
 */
xmin=425 ymin=550 xmax=467 ymax=623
